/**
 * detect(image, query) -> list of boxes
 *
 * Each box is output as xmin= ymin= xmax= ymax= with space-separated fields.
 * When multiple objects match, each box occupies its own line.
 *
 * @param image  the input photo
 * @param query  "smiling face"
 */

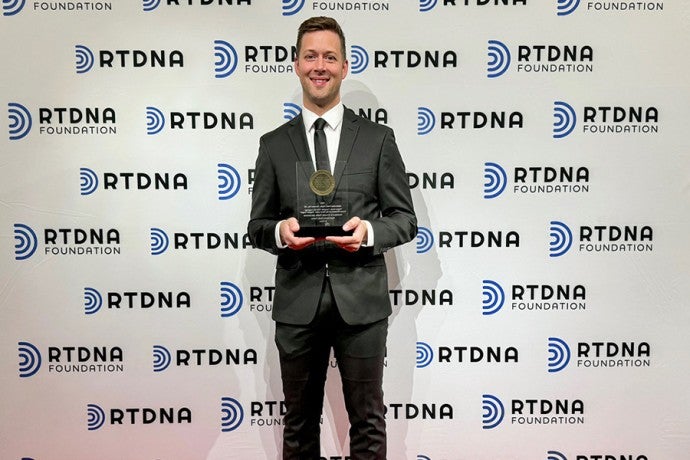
xmin=294 ymin=30 xmax=349 ymax=116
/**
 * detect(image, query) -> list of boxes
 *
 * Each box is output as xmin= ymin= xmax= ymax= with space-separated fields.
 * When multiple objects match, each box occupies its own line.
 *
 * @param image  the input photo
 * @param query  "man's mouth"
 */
xmin=311 ymin=77 xmax=329 ymax=87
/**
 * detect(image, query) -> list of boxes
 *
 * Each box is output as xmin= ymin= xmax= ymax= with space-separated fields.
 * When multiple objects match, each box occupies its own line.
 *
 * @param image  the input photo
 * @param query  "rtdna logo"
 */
xmin=482 ymin=280 xmax=505 ymax=315
xmin=350 ymin=45 xmax=369 ymax=74
xmin=553 ymin=101 xmax=577 ymax=138
xmin=549 ymin=221 xmax=572 ymax=257
xmin=142 ymin=0 xmax=160 ymax=12
xmin=418 ymin=0 xmax=437 ymax=12
xmin=146 ymin=106 xmax=165 ymax=135
xmin=84 ymin=287 xmax=103 ymax=315
xmin=8 ymin=102 xmax=32 ymax=140
xmin=220 ymin=281 xmax=243 ymax=318
xmin=556 ymin=0 xmax=580 ymax=16
xmin=482 ymin=394 xmax=504 ymax=429
xmin=150 ymin=228 xmax=169 ymax=255
xmin=417 ymin=107 xmax=435 ymax=135
xmin=547 ymin=337 xmax=571 ymax=373
xmin=283 ymin=102 xmax=302 ymax=121
xmin=75 ymin=45 xmax=95 ymax=74
xmin=214 ymin=40 xmax=238 ymax=78
xmin=2 ymin=0 xmax=25 ymax=16
xmin=80 ymin=167 xmax=99 ymax=195
xmin=87 ymin=403 xmax=106 ymax=430
xmin=221 ymin=397 xmax=244 ymax=432
xmin=282 ymin=0 xmax=304 ymax=16
xmin=14 ymin=223 xmax=38 ymax=260
xmin=153 ymin=345 xmax=172 ymax=372
xmin=416 ymin=342 xmax=433 ymax=368
xmin=218 ymin=163 xmax=241 ymax=200
xmin=548 ymin=450 xmax=568 ymax=460
xmin=487 ymin=40 xmax=511 ymax=78
xmin=415 ymin=226 xmax=434 ymax=254
xmin=483 ymin=162 xmax=507 ymax=199
xmin=18 ymin=341 xmax=41 ymax=378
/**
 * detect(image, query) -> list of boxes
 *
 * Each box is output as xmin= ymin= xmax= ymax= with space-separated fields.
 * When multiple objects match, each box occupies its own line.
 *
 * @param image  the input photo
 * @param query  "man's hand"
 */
xmin=280 ymin=217 xmax=317 ymax=250
xmin=326 ymin=217 xmax=367 ymax=252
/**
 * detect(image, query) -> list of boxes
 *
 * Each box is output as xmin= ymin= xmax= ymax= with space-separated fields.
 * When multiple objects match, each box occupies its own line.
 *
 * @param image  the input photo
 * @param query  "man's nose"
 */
xmin=315 ymin=57 xmax=326 ymax=70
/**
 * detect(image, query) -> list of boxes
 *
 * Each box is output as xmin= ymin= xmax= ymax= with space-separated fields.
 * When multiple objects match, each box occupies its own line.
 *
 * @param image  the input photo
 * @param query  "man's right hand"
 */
xmin=280 ymin=217 xmax=318 ymax=250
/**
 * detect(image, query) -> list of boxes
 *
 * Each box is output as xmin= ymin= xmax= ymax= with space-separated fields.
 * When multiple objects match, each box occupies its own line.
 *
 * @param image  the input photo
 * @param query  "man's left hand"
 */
xmin=326 ymin=217 xmax=367 ymax=252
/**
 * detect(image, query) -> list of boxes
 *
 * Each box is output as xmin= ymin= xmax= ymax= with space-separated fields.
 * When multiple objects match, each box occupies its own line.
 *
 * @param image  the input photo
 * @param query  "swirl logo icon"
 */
xmin=556 ymin=0 xmax=580 ymax=16
xmin=18 ymin=341 xmax=41 ymax=378
xmin=553 ymin=101 xmax=577 ymax=139
xmin=75 ymin=45 xmax=94 ymax=74
xmin=221 ymin=397 xmax=244 ymax=432
xmin=547 ymin=337 xmax=571 ymax=373
xmin=350 ymin=45 xmax=369 ymax=75
xmin=146 ymin=106 xmax=165 ymax=135
xmin=153 ymin=345 xmax=172 ymax=372
xmin=418 ymin=0 xmax=437 ymax=12
xmin=482 ymin=394 xmax=505 ymax=429
xmin=218 ymin=163 xmax=241 ymax=200
xmin=416 ymin=342 xmax=434 ymax=368
xmin=14 ymin=223 xmax=38 ymax=261
xmin=548 ymin=451 xmax=568 ymax=460
xmin=415 ymin=226 xmax=434 ymax=254
xmin=549 ymin=221 xmax=572 ymax=257
xmin=142 ymin=0 xmax=160 ymax=12
xmin=80 ymin=167 xmax=99 ymax=195
xmin=87 ymin=404 xmax=106 ymax=431
xmin=8 ymin=102 xmax=32 ymax=140
xmin=487 ymin=40 xmax=511 ymax=78
xmin=417 ymin=107 xmax=435 ymax=135
xmin=283 ymin=102 xmax=302 ymax=121
xmin=84 ymin=287 xmax=103 ymax=315
xmin=150 ymin=228 xmax=169 ymax=256
xmin=2 ymin=0 xmax=25 ymax=16
xmin=483 ymin=162 xmax=507 ymax=199
xmin=220 ymin=281 xmax=243 ymax=318
xmin=281 ymin=0 xmax=304 ymax=16
xmin=214 ymin=40 xmax=238 ymax=78
xmin=482 ymin=280 xmax=505 ymax=316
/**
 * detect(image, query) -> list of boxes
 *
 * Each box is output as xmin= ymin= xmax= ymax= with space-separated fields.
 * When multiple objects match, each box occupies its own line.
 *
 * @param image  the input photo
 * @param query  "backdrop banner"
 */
xmin=1 ymin=1 xmax=689 ymax=459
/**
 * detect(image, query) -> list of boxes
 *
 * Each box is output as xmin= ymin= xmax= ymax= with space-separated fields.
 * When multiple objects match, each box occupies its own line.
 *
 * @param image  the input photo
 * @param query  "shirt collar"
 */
xmin=302 ymin=103 xmax=344 ymax=131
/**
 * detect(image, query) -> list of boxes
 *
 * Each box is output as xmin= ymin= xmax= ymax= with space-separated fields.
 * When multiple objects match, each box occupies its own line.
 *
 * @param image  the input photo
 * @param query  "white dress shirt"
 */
xmin=274 ymin=103 xmax=374 ymax=247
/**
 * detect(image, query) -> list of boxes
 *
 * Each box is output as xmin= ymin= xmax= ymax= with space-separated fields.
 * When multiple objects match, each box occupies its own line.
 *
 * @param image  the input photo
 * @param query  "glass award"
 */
xmin=294 ymin=161 xmax=352 ymax=237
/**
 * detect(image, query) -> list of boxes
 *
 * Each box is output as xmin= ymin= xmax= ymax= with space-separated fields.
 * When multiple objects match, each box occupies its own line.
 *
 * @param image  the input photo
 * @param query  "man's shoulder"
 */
xmin=344 ymin=107 xmax=394 ymax=137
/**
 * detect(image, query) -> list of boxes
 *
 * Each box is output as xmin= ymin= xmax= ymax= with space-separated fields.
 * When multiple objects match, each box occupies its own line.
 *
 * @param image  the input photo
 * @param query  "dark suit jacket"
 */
xmin=248 ymin=108 xmax=417 ymax=326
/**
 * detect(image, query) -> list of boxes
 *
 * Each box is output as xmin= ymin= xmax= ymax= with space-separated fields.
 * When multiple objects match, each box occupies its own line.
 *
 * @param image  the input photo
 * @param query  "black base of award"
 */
xmin=295 ymin=226 xmax=354 ymax=237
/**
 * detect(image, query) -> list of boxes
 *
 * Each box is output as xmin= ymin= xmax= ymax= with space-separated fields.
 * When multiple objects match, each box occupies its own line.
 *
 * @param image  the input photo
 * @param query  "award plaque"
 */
xmin=294 ymin=162 xmax=353 ymax=237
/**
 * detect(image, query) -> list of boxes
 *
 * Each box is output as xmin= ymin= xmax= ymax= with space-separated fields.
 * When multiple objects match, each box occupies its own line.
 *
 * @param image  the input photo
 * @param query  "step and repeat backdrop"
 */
xmin=2 ymin=1 xmax=689 ymax=459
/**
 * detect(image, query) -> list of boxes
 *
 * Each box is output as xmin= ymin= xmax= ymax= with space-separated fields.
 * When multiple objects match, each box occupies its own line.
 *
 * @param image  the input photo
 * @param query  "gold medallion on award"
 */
xmin=309 ymin=169 xmax=335 ymax=196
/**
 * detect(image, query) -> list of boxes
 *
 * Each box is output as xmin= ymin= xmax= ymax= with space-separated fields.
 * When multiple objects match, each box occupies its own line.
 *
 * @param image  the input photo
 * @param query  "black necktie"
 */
xmin=313 ymin=118 xmax=330 ymax=172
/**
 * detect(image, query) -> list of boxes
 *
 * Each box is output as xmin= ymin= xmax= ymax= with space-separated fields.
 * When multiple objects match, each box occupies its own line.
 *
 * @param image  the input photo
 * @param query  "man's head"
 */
xmin=296 ymin=16 xmax=346 ymax=59
xmin=294 ymin=17 xmax=349 ymax=115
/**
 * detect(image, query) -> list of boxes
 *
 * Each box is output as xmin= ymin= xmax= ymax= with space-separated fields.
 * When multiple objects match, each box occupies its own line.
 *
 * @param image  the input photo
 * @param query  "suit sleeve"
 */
xmin=370 ymin=128 xmax=417 ymax=255
xmin=247 ymin=138 xmax=282 ymax=255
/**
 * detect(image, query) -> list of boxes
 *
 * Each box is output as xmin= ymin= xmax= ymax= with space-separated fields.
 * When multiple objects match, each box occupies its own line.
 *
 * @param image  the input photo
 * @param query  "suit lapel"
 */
xmin=286 ymin=114 xmax=315 ymax=185
xmin=333 ymin=108 xmax=359 ymax=194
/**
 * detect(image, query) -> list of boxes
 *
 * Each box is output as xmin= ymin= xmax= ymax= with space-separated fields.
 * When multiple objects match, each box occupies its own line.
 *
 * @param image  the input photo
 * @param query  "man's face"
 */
xmin=294 ymin=30 xmax=349 ymax=115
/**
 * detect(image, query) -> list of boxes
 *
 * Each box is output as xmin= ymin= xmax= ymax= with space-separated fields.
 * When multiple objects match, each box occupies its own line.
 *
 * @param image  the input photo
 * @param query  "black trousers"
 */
xmin=274 ymin=276 xmax=388 ymax=460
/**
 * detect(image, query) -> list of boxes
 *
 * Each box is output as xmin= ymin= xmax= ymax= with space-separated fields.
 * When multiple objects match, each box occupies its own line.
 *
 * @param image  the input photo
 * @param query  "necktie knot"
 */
xmin=314 ymin=118 xmax=327 ymax=131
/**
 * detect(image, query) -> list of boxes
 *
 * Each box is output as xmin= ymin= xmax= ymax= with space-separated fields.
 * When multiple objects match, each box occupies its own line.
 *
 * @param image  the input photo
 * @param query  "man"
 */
xmin=248 ymin=16 xmax=416 ymax=459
